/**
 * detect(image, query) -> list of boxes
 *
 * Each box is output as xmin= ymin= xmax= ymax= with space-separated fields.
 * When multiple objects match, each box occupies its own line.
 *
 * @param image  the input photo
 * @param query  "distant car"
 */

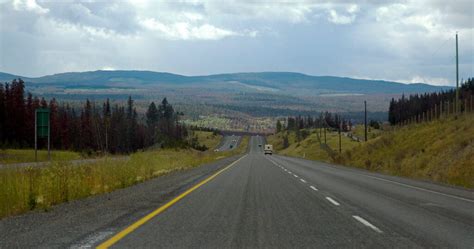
xmin=258 ymin=144 xmax=262 ymax=147
xmin=214 ymin=149 xmax=219 ymax=152
xmin=230 ymin=145 xmax=233 ymax=149
xmin=264 ymin=144 xmax=273 ymax=155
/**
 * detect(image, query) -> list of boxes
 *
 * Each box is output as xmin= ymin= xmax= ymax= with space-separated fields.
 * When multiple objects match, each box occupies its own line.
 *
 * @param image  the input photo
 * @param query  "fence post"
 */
xmin=440 ymin=102 xmax=443 ymax=118
xmin=469 ymin=95 xmax=472 ymax=112
xmin=465 ymin=98 xmax=468 ymax=114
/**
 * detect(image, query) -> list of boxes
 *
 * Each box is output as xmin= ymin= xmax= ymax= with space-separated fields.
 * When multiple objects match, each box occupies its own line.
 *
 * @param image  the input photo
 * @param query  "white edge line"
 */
xmin=353 ymin=215 xmax=383 ymax=233
xmin=325 ymin=197 xmax=340 ymax=206
xmin=285 ymin=156 xmax=474 ymax=203
xmin=362 ymin=174 xmax=474 ymax=203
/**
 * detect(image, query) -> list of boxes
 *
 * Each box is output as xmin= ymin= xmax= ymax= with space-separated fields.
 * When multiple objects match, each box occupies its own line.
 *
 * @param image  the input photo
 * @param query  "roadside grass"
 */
xmin=267 ymin=130 xmax=358 ymax=162
xmin=0 ymin=149 xmax=82 ymax=164
xmin=351 ymin=125 xmax=383 ymax=140
xmin=0 ymin=136 xmax=249 ymax=219
xmin=341 ymin=114 xmax=474 ymax=188
xmin=192 ymin=131 xmax=221 ymax=150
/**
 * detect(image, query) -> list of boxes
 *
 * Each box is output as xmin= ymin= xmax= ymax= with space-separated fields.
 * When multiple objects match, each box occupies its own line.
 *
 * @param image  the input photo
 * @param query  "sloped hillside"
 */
xmin=341 ymin=114 xmax=474 ymax=188
xmin=268 ymin=114 xmax=474 ymax=188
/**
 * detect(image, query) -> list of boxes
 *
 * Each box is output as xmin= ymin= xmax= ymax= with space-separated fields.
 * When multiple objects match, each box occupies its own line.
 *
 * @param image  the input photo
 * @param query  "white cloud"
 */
xmin=394 ymin=76 xmax=451 ymax=86
xmin=12 ymin=0 xmax=48 ymax=14
xmin=327 ymin=4 xmax=359 ymax=24
xmin=0 ymin=0 xmax=472 ymax=82
xmin=328 ymin=9 xmax=354 ymax=24
xmin=138 ymin=18 xmax=238 ymax=40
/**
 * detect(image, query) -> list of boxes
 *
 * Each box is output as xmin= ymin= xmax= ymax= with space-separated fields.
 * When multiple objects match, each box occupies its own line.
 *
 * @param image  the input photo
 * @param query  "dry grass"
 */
xmin=341 ymin=114 xmax=474 ymax=188
xmin=267 ymin=129 xmax=359 ymax=162
xmin=268 ymin=115 xmax=474 ymax=188
xmin=0 ymin=136 xmax=248 ymax=219
xmin=0 ymin=149 xmax=82 ymax=164
xmin=192 ymin=131 xmax=222 ymax=150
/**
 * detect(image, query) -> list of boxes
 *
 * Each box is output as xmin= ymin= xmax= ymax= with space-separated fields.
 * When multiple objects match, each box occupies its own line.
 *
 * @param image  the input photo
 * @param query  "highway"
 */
xmin=215 ymin=135 xmax=241 ymax=151
xmin=1 ymin=136 xmax=472 ymax=248
xmin=103 ymin=136 xmax=474 ymax=248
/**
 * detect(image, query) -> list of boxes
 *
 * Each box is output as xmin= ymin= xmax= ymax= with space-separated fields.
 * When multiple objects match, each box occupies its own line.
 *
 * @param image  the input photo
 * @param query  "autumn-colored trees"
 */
xmin=0 ymin=78 xmax=187 ymax=154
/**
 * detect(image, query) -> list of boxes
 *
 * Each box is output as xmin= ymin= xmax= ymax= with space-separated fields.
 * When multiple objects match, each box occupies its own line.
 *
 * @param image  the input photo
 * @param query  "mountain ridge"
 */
xmin=0 ymin=70 xmax=452 ymax=94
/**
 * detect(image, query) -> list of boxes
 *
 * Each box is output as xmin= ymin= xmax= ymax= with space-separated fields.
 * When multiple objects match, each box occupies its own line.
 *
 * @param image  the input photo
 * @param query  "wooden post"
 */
xmin=465 ymin=98 xmax=468 ymax=114
xmin=469 ymin=95 xmax=472 ymax=112
xmin=440 ymin=102 xmax=443 ymax=118
xmin=35 ymin=109 xmax=37 ymax=162
xmin=338 ymin=121 xmax=342 ymax=153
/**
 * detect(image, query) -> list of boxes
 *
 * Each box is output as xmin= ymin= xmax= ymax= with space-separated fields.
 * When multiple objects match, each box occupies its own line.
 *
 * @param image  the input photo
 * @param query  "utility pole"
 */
xmin=324 ymin=122 xmax=327 ymax=144
xmin=455 ymin=33 xmax=459 ymax=113
xmin=35 ymin=110 xmax=37 ymax=162
xmin=47 ymin=113 xmax=50 ymax=161
xmin=364 ymin=101 xmax=368 ymax=142
xmin=338 ymin=121 xmax=342 ymax=153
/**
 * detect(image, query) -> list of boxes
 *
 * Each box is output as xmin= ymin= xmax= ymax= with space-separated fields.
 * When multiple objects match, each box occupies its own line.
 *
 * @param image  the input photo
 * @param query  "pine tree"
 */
xmin=276 ymin=120 xmax=282 ymax=133
xmin=146 ymin=102 xmax=159 ymax=145
xmin=0 ymin=83 xmax=5 ymax=143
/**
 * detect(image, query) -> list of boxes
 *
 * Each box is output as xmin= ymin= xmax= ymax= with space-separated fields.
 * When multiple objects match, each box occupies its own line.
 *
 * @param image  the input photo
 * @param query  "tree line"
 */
xmin=0 ymin=79 xmax=189 ymax=154
xmin=388 ymin=78 xmax=474 ymax=125
xmin=277 ymin=113 xmax=352 ymax=133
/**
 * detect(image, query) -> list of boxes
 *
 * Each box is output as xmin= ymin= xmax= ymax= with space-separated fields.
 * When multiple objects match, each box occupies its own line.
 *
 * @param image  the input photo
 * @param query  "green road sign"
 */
xmin=36 ymin=108 xmax=50 ymax=138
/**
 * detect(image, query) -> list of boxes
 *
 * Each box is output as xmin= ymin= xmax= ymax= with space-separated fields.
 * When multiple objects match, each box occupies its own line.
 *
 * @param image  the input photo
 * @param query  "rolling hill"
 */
xmin=0 ymin=70 xmax=452 ymax=95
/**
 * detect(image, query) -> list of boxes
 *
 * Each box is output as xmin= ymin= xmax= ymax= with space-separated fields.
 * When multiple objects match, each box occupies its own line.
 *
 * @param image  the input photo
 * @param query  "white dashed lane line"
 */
xmin=352 ymin=215 xmax=383 ymax=233
xmin=271 ymin=158 xmax=385 ymax=236
xmin=325 ymin=197 xmax=340 ymax=206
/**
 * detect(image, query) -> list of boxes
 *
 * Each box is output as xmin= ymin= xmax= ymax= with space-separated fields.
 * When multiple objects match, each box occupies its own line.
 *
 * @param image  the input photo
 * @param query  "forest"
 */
xmin=278 ymin=113 xmax=352 ymax=133
xmin=388 ymin=78 xmax=474 ymax=125
xmin=0 ymin=79 xmax=189 ymax=154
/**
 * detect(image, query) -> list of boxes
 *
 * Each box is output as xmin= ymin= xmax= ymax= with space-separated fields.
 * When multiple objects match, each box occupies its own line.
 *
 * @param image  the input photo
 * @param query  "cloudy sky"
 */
xmin=0 ymin=0 xmax=472 ymax=85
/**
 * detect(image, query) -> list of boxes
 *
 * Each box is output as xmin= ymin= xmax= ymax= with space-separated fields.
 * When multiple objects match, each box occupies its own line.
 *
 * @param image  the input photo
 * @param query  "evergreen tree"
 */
xmin=276 ymin=120 xmax=282 ymax=133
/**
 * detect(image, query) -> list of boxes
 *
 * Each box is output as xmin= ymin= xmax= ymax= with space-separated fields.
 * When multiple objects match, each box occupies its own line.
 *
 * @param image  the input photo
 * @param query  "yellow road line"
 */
xmin=96 ymin=154 xmax=247 ymax=249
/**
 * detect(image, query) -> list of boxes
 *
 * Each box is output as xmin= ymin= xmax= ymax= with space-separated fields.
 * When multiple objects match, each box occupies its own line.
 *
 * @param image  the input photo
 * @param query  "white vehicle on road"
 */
xmin=264 ymin=144 xmax=273 ymax=155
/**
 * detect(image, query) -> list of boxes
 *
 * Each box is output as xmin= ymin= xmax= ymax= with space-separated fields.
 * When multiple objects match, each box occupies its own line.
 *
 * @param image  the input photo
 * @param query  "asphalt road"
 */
xmin=1 ymin=135 xmax=473 ymax=248
xmin=215 ymin=135 xmax=241 ymax=151
xmin=107 ymin=136 xmax=474 ymax=248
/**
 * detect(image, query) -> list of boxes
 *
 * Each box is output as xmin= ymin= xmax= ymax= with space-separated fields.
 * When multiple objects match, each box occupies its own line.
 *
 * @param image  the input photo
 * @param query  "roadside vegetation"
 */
xmin=190 ymin=131 xmax=222 ymax=151
xmin=269 ymin=114 xmax=473 ymax=188
xmin=0 ymin=149 xmax=81 ymax=164
xmin=267 ymin=129 xmax=358 ymax=162
xmin=0 ymin=135 xmax=248 ymax=219
xmin=340 ymin=114 xmax=474 ymax=188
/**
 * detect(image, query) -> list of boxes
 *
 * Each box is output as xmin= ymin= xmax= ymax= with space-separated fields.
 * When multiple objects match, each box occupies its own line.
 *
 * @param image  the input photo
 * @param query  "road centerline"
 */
xmin=96 ymin=154 xmax=248 ymax=249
